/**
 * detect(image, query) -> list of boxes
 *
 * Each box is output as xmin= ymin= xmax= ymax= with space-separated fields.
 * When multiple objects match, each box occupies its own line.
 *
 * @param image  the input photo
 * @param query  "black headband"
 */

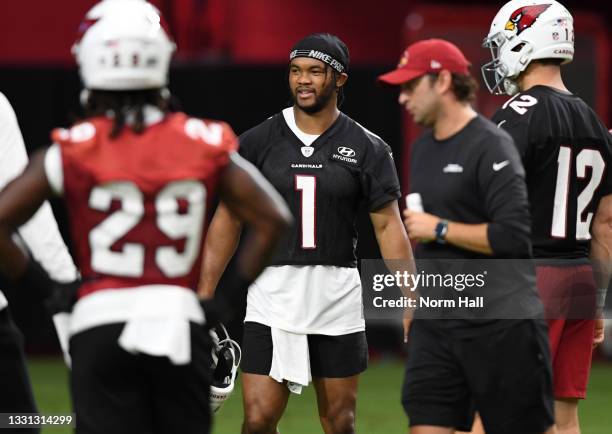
xmin=289 ymin=33 xmax=349 ymax=74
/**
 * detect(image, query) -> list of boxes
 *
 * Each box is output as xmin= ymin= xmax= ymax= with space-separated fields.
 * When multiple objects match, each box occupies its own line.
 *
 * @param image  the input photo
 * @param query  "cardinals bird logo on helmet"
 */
xmin=505 ymin=4 xmax=551 ymax=35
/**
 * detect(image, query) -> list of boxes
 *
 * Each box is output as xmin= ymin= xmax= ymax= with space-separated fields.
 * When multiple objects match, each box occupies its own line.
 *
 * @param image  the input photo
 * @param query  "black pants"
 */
xmin=0 ymin=307 xmax=39 ymax=434
xmin=69 ymin=323 xmax=212 ymax=434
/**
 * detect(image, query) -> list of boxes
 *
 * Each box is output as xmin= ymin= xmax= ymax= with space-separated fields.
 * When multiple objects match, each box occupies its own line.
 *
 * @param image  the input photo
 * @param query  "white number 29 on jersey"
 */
xmin=552 ymin=147 xmax=605 ymax=240
xmin=89 ymin=180 xmax=206 ymax=277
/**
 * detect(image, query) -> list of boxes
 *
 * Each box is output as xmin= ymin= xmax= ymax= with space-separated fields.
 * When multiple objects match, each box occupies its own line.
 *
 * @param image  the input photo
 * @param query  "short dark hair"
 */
xmin=427 ymin=72 xmax=479 ymax=103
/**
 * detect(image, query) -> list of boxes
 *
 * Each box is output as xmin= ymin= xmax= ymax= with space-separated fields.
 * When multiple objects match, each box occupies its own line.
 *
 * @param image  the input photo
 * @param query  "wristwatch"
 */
xmin=434 ymin=219 xmax=449 ymax=244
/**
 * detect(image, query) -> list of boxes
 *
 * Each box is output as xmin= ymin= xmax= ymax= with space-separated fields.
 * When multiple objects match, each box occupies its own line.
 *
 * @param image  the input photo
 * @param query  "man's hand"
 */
xmin=593 ymin=317 xmax=605 ymax=348
xmin=403 ymin=209 xmax=440 ymax=243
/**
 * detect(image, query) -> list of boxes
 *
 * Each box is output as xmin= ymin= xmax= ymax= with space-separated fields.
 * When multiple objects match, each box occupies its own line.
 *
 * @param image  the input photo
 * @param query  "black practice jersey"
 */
xmin=239 ymin=109 xmax=401 ymax=267
xmin=493 ymin=86 xmax=612 ymax=260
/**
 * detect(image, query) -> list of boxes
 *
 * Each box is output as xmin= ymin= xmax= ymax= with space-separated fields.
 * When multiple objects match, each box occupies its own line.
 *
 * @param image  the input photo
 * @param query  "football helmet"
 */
xmin=209 ymin=324 xmax=241 ymax=413
xmin=73 ymin=0 xmax=176 ymax=90
xmin=482 ymin=0 xmax=574 ymax=95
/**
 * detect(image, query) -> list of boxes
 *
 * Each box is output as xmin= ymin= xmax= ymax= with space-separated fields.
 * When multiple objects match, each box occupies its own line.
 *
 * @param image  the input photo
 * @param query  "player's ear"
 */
xmin=336 ymin=72 xmax=348 ymax=88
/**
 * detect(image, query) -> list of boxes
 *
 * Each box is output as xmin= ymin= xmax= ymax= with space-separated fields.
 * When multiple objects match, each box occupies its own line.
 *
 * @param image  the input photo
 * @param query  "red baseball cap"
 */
xmin=378 ymin=39 xmax=471 ymax=85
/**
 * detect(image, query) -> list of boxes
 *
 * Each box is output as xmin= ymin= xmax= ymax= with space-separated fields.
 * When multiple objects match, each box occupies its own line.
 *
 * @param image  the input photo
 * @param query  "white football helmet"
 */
xmin=73 ymin=0 xmax=176 ymax=91
xmin=209 ymin=324 xmax=241 ymax=413
xmin=482 ymin=0 xmax=574 ymax=95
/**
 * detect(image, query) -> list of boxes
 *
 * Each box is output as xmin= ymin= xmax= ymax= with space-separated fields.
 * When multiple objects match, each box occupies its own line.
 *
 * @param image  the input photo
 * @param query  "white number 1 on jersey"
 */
xmin=552 ymin=146 xmax=605 ymax=240
xmin=295 ymin=175 xmax=316 ymax=249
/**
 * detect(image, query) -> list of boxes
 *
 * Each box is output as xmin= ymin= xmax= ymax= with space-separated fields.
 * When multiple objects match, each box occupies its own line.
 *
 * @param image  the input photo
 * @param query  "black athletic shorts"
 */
xmin=241 ymin=321 xmax=368 ymax=378
xmin=402 ymin=319 xmax=554 ymax=434
xmin=69 ymin=322 xmax=212 ymax=434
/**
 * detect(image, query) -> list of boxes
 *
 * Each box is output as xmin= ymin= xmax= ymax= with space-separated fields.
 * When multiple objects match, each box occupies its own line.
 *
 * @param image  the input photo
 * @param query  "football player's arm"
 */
xmin=202 ymin=153 xmax=291 ymax=324
xmin=591 ymin=194 xmax=612 ymax=346
xmin=370 ymin=200 xmax=416 ymax=342
xmin=370 ymin=200 xmax=413 ymax=261
xmin=591 ymin=195 xmax=612 ymax=288
xmin=198 ymin=202 xmax=242 ymax=299
xmin=0 ymin=151 xmax=57 ymax=293
xmin=219 ymin=154 xmax=291 ymax=278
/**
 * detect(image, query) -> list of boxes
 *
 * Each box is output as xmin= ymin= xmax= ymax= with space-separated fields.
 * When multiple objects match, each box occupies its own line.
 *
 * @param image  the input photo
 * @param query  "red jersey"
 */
xmin=51 ymin=112 xmax=237 ymax=298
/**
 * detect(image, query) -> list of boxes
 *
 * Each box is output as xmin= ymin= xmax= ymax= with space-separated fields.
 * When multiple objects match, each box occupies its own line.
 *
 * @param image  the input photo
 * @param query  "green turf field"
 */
xmin=29 ymin=358 xmax=612 ymax=433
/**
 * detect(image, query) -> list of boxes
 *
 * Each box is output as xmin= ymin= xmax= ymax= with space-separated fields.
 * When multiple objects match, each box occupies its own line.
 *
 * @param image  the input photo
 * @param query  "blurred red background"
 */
xmin=0 ymin=0 xmax=610 ymax=352
xmin=1 ymin=0 xmax=609 ymax=193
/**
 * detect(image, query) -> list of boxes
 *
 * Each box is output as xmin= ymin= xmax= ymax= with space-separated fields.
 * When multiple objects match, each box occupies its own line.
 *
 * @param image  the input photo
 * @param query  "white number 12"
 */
xmin=552 ymin=147 xmax=605 ymax=240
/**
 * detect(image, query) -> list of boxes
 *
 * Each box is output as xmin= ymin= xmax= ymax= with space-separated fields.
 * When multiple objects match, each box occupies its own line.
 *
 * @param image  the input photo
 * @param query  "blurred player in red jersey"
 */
xmin=483 ymin=1 xmax=612 ymax=433
xmin=0 ymin=1 xmax=290 ymax=433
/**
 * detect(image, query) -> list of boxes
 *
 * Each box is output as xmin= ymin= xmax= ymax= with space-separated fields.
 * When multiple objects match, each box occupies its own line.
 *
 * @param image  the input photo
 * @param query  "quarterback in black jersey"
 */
xmin=200 ymin=34 xmax=412 ymax=434
xmin=380 ymin=38 xmax=555 ymax=434
xmin=484 ymin=1 xmax=612 ymax=433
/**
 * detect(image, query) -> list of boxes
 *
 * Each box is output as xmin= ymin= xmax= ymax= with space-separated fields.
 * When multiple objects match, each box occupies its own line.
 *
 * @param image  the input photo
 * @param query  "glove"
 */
xmin=200 ymin=271 xmax=252 ymax=328
xmin=12 ymin=259 xmax=80 ymax=315
xmin=45 ymin=279 xmax=81 ymax=315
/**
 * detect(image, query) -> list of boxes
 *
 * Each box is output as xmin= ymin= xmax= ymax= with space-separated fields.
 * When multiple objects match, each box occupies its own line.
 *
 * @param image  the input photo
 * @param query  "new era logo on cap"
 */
xmin=378 ymin=38 xmax=471 ymax=85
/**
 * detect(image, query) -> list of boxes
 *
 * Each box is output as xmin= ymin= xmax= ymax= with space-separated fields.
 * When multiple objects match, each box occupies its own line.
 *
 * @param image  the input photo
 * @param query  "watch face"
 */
xmin=435 ymin=220 xmax=448 ymax=243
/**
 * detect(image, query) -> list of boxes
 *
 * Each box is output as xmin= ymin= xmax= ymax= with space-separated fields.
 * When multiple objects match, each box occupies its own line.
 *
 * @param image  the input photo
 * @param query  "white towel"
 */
xmin=68 ymin=285 xmax=205 ymax=365
xmin=269 ymin=327 xmax=311 ymax=394
xmin=119 ymin=318 xmax=192 ymax=365
xmin=52 ymin=312 xmax=72 ymax=367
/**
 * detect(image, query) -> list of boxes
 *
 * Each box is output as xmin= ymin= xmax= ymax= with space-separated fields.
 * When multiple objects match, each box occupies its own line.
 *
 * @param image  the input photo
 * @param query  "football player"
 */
xmin=0 ymin=92 xmax=78 ymax=434
xmin=483 ymin=1 xmax=612 ymax=433
xmin=0 ymin=1 xmax=291 ymax=433
xmin=200 ymin=33 xmax=413 ymax=434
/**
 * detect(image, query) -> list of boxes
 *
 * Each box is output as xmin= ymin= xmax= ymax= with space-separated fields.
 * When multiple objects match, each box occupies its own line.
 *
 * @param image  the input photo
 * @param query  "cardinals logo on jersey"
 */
xmin=505 ymin=4 xmax=551 ymax=35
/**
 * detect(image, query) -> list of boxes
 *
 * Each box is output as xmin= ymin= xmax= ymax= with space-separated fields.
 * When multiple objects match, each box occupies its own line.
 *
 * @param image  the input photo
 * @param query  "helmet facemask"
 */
xmin=481 ymin=31 xmax=512 ymax=95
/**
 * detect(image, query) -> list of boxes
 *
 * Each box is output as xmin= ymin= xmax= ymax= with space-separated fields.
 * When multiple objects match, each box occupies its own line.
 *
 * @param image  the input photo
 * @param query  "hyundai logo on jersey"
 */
xmin=337 ymin=146 xmax=355 ymax=157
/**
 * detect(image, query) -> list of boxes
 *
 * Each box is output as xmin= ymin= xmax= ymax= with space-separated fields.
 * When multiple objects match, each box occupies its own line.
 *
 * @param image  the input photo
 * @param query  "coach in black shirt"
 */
xmin=379 ymin=39 xmax=555 ymax=434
